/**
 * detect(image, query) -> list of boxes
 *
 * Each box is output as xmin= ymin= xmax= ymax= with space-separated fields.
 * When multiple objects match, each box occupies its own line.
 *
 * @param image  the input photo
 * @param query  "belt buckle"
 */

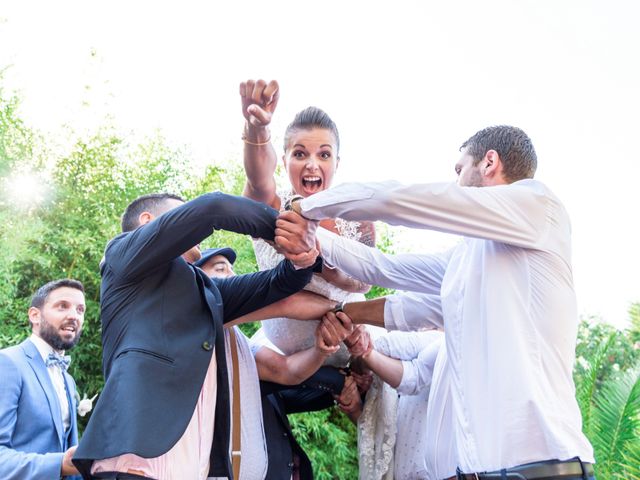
xmin=456 ymin=467 xmax=481 ymax=480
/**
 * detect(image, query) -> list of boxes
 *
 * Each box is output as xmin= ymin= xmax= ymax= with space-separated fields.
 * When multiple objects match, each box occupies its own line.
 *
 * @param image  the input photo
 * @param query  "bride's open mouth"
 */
xmin=301 ymin=176 xmax=323 ymax=193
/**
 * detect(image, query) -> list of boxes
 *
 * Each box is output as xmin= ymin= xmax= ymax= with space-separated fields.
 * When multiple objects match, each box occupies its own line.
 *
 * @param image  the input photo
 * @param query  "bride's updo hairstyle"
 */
xmin=283 ymin=106 xmax=341 ymax=153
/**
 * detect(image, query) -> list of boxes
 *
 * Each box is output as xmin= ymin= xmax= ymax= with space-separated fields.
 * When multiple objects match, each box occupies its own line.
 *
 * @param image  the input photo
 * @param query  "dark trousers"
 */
xmin=260 ymin=366 xmax=346 ymax=480
xmin=260 ymin=366 xmax=345 ymax=413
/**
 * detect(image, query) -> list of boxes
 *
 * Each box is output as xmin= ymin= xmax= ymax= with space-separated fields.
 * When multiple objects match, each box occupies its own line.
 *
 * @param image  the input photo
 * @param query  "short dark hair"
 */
xmin=31 ymin=279 xmax=85 ymax=310
xmin=121 ymin=193 xmax=184 ymax=232
xmin=284 ymin=106 xmax=340 ymax=153
xmin=460 ymin=125 xmax=537 ymax=182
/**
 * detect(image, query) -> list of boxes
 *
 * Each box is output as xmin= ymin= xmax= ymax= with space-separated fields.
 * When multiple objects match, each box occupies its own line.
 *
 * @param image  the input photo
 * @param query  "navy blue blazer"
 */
xmin=73 ymin=192 xmax=318 ymax=479
xmin=0 ymin=338 xmax=79 ymax=480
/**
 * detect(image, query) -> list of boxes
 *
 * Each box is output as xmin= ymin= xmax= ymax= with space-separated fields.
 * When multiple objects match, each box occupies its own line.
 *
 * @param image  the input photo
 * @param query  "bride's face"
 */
xmin=283 ymin=128 xmax=339 ymax=198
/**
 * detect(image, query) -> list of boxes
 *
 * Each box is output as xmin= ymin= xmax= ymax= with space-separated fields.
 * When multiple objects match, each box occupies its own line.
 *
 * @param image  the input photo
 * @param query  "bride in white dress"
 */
xmin=239 ymin=79 xmax=376 ymax=367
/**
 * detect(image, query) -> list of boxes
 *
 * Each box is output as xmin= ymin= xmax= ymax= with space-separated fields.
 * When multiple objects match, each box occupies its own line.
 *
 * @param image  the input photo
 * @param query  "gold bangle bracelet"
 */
xmin=242 ymin=135 xmax=271 ymax=146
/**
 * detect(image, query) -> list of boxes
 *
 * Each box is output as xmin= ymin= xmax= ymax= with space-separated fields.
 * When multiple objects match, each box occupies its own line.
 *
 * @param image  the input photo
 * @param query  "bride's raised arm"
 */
xmin=240 ymin=79 xmax=281 ymax=208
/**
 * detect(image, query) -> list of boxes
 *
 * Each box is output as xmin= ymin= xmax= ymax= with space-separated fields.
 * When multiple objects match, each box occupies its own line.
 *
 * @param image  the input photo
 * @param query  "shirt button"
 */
xmin=283 ymin=432 xmax=288 ymax=437
xmin=202 ymin=341 xmax=212 ymax=351
xmin=288 ymin=462 xmax=294 ymax=468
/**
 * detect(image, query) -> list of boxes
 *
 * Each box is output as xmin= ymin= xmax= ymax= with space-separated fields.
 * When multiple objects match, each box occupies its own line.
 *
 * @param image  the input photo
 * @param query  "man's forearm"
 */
xmin=281 ymin=346 xmax=330 ymax=385
xmin=319 ymin=265 xmax=371 ymax=294
xmin=255 ymin=345 xmax=329 ymax=385
xmin=218 ymin=258 xmax=321 ymax=323
xmin=361 ymin=350 xmax=404 ymax=389
xmin=342 ymin=297 xmax=387 ymax=328
xmin=226 ymin=290 xmax=335 ymax=325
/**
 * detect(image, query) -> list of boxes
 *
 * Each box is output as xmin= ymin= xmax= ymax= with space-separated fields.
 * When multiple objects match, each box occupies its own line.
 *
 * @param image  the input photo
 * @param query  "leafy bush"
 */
xmin=574 ymin=316 xmax=640 ymax=479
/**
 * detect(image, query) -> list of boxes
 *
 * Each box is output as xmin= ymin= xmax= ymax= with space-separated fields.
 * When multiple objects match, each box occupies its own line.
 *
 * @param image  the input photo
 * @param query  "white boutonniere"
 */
xmin=78 ymin=393 xmax=98 ymax=417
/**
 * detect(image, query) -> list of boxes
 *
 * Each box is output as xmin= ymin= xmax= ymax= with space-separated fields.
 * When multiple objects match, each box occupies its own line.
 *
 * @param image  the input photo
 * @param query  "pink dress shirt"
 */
xmin=92 ymin=350 xmax=218 ymax=480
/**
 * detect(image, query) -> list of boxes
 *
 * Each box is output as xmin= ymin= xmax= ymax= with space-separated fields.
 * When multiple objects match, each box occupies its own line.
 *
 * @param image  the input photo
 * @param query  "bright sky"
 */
xmin=1 ymin=0 xmax=638 ymax=327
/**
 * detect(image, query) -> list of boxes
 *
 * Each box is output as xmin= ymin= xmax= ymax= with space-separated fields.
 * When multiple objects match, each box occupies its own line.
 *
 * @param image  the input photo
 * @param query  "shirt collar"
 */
xmin=30 ymin=333 xmax=64 ymax=362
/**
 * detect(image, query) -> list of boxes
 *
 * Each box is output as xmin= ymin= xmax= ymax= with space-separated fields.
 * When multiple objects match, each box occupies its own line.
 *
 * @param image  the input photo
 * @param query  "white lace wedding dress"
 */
xmin=254 ymin=192 xmax=396 ymax=480
xmin=252 ymin=191 xmax=367 ymax=367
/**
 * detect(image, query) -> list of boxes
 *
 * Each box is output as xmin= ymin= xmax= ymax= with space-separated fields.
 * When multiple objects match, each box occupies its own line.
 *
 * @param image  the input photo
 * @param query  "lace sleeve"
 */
xmin=356 ymin=221 xmax=376 ymax=247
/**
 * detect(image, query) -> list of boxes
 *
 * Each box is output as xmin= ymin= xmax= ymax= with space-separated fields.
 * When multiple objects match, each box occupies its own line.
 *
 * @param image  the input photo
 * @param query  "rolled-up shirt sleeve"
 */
xmin=374 ymin=330 xmax=443 ymax=396
xmin=384 ymin=291 xmax=444 ymax=331
xmin=398 ymin=335 xmax=443 ymax=396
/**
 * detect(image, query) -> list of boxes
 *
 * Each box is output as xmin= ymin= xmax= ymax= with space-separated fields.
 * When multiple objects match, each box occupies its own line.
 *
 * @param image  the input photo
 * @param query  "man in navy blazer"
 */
xmin=73 ymin=192 xmax=321 ymax=480
xmin=0 ymin=278 xmax=86 ymax=479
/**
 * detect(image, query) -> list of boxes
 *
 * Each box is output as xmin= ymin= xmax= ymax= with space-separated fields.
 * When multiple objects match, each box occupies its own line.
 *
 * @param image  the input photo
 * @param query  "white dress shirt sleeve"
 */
xmin=397 ymin=336 xmax=442 ymax=396
xmin=316 ymin=228 xmax=451 ymax=295
xmin=302 ymin=180 xmax=553 ymax=250
xmin=374 ymin=330 xmax=444 ymax=396
xmin=384 ymin=291 xmax=444 ymax=331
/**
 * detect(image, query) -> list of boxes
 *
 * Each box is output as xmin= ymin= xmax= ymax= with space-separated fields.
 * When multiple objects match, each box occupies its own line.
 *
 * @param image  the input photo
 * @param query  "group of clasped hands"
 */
xmin=270 ymin=199 xmax=371 ymax=364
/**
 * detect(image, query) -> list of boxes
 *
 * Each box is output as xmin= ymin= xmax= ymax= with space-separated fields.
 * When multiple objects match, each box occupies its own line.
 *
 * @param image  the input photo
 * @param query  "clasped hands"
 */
xmin=274 ymin=209 xmax=320 ymax=268
xmin=314 ymin=311 xmax=373 ymax=360
xmin=315 ymin=310 xmax=373 ymax=419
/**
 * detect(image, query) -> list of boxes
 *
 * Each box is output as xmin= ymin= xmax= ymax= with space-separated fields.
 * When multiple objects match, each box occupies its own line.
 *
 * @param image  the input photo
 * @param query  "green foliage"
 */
xmin=629 ymin=302 xmax=640 ymax=344
xmin=0 ymin=82 xmax=33 ymax=177
xmin=0 ymin=120 xmax=210 ymax=428
xmin=592 ymin=367 xmax=640 ymax=479
xmin=0 ymin=85 xmax=43 ymax=349
xmin=575 ymin=332 xmax=617 ymax=436
xmin=574 ymin=316 xmax=640 ymax=479
xmin=366 ymin=223 xmax=396 ymax=300
xmin=290 ymin=408 xmax=359 ymax=479
xmin=575 ymin=316 xmax=640 ymax=391
xmin=619 ymin=442 xmax=640 ymax=479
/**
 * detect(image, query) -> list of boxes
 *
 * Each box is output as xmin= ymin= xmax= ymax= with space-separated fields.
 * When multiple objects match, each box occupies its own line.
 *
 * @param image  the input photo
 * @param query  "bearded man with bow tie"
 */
xmin=0 ymin=279 xmax=86 ymax=479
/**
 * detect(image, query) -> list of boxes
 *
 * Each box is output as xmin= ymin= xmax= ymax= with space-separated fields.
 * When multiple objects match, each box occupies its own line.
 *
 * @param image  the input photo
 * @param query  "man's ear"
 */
xmin=335 ymin=155 xmax=341 ymax=170
xmin=282 ymin=154 xmax=288 ymax=170
xmin=482 ymin=150 xmax=504 ymax=183
xmin=138 ymin=211 xmax=154 ymax=226
xmin=28 ymin=306 xmax=41 ymax=329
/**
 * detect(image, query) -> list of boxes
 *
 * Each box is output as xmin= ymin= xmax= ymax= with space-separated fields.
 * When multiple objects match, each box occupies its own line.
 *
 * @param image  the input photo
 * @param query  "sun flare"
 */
xmin=2 ymin=171 xmax=48 ymax=207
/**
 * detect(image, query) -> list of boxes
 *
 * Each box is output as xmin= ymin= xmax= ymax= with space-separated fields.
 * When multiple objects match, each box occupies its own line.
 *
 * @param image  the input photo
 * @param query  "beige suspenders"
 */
xmin=228 ymin=327 xmax=242 ymax=480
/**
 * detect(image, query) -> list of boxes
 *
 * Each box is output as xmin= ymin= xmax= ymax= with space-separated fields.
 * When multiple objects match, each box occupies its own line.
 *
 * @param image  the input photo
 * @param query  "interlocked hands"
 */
xmin=315 ymin=310 xmax=373 ymax=358
xmin=314 ymin=311 xmax=353 ymax=356
xmin=275 ymin=210 xmax=319 ymax=269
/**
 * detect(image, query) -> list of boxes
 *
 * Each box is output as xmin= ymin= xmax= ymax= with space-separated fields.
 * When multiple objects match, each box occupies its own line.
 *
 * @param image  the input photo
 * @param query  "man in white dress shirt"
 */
xmin=278 ymin=125 xmax=596 ymax=479
xmin=0 ymin=279 xmax=85 ymax=479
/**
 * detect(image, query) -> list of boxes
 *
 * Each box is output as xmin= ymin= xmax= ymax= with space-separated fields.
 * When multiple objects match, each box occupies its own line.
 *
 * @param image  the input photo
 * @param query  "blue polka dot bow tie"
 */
xmin=46 ymin=353 xmax=71 ymax=371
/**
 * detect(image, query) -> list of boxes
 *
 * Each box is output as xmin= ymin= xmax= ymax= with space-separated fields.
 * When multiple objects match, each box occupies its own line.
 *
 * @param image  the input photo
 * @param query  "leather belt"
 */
xmin=445 ymin=459 xmax=595 ymax=480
